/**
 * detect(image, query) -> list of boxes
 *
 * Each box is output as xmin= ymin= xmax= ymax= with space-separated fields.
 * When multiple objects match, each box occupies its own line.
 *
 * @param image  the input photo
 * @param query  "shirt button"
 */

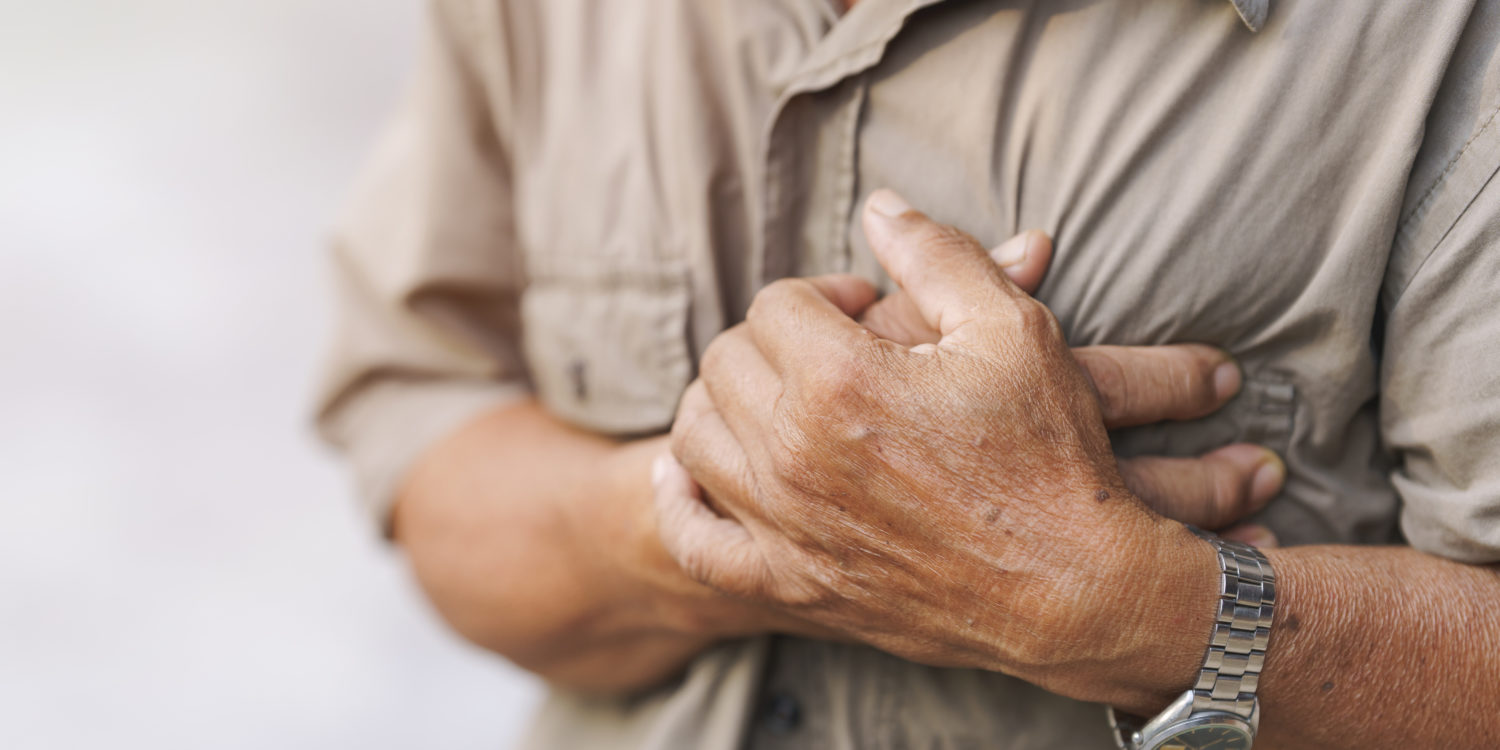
xmin=760 ymin=692 xmax=802 ymax=735
xmin=568 ymin=359 xmax=588 ymax=401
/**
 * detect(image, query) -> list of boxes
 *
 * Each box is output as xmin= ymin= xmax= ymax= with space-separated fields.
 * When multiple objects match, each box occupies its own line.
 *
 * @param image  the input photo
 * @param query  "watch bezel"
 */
xmin=1108 ymin=691 xmax=1259 ymax=750
xmin=1140 ymin=713 xmax=1255 ymax=750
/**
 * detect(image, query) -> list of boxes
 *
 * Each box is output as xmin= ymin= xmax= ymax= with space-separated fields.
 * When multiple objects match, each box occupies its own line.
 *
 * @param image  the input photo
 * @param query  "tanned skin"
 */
xmin=654 ymin=192 xmax=1500 ymax=750
xmin=394 ymin=232 xmax=1283 ymax=692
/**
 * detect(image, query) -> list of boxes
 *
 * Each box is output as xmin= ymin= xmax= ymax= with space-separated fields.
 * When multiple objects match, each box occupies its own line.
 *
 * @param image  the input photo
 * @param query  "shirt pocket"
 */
xmin=520 ymin=257 xmax=693 ymax=436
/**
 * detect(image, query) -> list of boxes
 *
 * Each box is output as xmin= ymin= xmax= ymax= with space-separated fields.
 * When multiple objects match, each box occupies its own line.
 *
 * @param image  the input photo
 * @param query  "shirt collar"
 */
xmin=1229 ymin=0 xmax=1269 ymax=32
xmin=784 ymin=0 xmax=1268 ymax=98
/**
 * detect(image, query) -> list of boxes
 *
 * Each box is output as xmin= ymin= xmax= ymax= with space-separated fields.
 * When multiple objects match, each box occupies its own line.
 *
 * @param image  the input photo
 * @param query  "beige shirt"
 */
xmin=317 ymin=0 xmax=1500 ymax=747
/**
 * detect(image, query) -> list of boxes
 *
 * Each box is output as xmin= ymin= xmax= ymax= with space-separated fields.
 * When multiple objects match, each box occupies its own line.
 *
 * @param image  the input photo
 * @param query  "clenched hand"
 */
xmin=656 ymin=190 xmax=1236 ymax=705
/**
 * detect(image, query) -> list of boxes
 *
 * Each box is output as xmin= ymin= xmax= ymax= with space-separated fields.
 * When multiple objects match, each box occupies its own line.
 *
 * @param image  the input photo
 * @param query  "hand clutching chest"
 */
xmin=656 ymin=190 xmax=1221 ymax=708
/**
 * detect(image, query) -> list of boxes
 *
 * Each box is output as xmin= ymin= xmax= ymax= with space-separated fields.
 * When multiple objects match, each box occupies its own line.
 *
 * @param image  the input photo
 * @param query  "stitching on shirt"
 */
xmin=1388 ymin=161 xmax=1500 ymax=309
xmin=1388 ymin=102 xmax=1500 ymax=308
xmin=786 ymin=0 xmax=933 ymax=96
xmin=1398 ymin=103 xmax=1500 ymax=231
xmin=830 ymin=79 xmax=868 ymax=271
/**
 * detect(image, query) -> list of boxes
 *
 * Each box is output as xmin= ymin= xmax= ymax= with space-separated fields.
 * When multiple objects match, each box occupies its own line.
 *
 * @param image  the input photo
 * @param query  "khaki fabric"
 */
xmin=315 ymin=0 xmax=1500 ymax=747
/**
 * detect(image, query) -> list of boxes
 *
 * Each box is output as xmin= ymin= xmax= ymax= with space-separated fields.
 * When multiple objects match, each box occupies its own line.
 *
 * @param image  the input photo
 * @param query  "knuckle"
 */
xmin=668 ymin=415 xmax=696 ymax=462
xmin=900 ymin=225 xmax=986 ymax=282
xmin=676 ymin=544 xmax=719 ymax=587
xmin=1015 ymin=298 xmax=1063 ymax=340
xmin=747 ymin=278 xmax=799 ymax=324
xmin=802 ymin=347 xmax=868 ymax=405
xmin=699 ymin=331 xmax=732 ymax=379
xmin=1172 ymin=350 xmax=1222 ymax=411
xmin=669 ymin=396 xmax=707 ymax=461
xmin=916 ymin=222 xmax=982 ymax=255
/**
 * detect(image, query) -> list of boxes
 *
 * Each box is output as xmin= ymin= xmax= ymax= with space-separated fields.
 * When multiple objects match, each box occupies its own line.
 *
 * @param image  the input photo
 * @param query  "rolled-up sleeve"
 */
xmin=315 ymin=0 xmax=528 ymax=529
xmin=1382 ymin=160 xmax=1500 ymax=564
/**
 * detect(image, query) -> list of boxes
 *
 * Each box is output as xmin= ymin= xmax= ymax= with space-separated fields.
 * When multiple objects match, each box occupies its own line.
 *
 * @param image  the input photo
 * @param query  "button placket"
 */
xmin=751 ymin=0 xmax=941 ymax=293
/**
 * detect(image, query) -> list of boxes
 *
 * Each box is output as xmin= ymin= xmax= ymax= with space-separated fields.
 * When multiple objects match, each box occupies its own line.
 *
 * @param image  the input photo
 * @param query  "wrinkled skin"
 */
xmin=658 ymin=191 xmax=1218 ymax=701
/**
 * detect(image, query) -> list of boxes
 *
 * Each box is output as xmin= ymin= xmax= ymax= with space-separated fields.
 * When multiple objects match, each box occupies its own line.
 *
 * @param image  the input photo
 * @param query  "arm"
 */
xmin=313 ymin=0 xmax=771 ymax=692
xmin=660 ymin=191 xmax=1500 ymax=748
xmin=320 ymin=4 xmax=1282 ymax=695
xmin=1014 ymin=529 xmax=1500 ymax=750
xmin=389 ymin=236 xmax=1271 ymax=693
xmin=391 ymin=399 xmax=772 ymax=692
xmin=1125 ymin=185 xmax=1500 ymax=749
xmin=1253 ymin=547 xmax=1498 ymax=748
xmin=1098 ymin=541 xmax=1500 ymax=750
xmin=1223 ymin=147 xmax=1500 ymax=748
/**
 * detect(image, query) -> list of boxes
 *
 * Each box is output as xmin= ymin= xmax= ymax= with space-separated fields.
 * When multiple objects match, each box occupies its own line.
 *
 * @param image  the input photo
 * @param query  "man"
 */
xmin=317 ymin=1 xmax=1500 ymax=748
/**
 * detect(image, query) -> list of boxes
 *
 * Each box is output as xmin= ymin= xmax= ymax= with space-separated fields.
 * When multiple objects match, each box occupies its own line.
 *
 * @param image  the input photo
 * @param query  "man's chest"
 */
xmin=506 ymin=0 xmax=1466 ymax=457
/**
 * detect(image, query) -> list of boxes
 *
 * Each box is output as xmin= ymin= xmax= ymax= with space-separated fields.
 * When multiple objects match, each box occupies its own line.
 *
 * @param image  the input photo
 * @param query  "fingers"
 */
xmin=651 ymin=452 xmax=771 ymax=594
xmin=861 ymin=189 xmax=1026 ymax=339
xmin=992 ymin=230 xmax=1052 ymax=295
xmin=669 ymin=380 xmax=755 ymax=517
xmin=857 ymin=289 xmax=934 ymax=346
xmin=1119 ymin=444 xmax=1285 ymax=530
xmin=799 ymin=273 xmax=881 ymax=318
xmin=861 ymin=231 xmax=1054 ymax=347
xmin=745 ymin=275 xmax=879 ymax=377
xmin=1072 ymin=344 xmax=1243 ymax=429
xmin=698 ymin=324 xmax=781 ymax=461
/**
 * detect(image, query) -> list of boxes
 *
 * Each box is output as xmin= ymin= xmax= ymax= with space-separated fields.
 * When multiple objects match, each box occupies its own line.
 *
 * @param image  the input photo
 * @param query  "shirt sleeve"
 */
xmin=1382 ymin=159 xmax=1500 ymax=564
xmin=314 ymin=0 xmax=529 ymax=530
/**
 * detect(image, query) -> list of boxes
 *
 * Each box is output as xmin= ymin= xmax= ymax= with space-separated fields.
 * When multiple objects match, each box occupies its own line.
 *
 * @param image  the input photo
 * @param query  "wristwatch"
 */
xmin=1107 ymin=527 xmax=1276 ymax=750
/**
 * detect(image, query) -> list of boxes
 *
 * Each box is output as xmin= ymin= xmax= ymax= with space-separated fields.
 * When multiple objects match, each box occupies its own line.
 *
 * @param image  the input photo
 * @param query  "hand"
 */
xmin=860 ymin=230 xmax=1283 ymax=542
xmin=601 ymin=436 xmax=841 ymax=644
xmin=638 ymin=231 xmax=1111 ymax=644
xmin=657 ymin=190 xmax=1224 ymax=704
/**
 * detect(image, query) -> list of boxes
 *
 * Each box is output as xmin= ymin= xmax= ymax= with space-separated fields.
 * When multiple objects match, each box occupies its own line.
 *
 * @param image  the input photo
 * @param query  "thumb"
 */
xmin=992 ymin=230 xmax=1052 ymax=295
xmin=862 ymin=189 xmax=1026 ymax=339
xmin=857 ymin=231 xmax=1053 ymax=347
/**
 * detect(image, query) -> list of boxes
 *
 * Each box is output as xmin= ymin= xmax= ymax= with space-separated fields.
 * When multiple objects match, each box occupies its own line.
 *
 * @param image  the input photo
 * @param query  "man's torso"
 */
xmin=480 ymin=1 xmax=1497 ymax=746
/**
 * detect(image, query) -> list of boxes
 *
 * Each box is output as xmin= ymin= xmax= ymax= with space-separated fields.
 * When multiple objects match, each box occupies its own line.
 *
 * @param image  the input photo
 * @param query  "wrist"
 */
xmin=1084 ymin=517 xmax=1223 ymax=714
xmin=596 ymin=437 xmax=772 ymax=641
xmin=594 ymin=436 xmax=689 ymax=597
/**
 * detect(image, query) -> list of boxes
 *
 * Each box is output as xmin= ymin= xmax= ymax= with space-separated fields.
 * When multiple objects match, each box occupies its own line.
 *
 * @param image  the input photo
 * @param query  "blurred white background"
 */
xmin=0 ymin=2 xmax=542 ymax=748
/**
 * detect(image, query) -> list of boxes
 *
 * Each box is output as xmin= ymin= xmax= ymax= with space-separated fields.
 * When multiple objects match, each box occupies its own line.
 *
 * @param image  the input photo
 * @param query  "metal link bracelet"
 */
xmin=1187 ymin=525 xmax=1276 ymax=718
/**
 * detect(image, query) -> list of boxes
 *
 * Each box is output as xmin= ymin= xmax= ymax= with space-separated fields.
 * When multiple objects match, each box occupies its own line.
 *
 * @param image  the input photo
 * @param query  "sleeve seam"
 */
xmin=1389 ymin=160 xmax=1500 ymax=311
xmin=1388 ymin=101 xmax=1500 ymax=310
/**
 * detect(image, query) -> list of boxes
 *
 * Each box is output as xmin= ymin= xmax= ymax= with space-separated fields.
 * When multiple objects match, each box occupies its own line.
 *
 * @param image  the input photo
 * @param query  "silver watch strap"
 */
xmin=1189 ymin=526 xmax=1275 ymax=718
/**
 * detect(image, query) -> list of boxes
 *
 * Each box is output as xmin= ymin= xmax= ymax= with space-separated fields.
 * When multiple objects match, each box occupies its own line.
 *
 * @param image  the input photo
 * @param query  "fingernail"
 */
xmin=1213 ymin=361 xmax=1243 ymax=401
xmin=867 ymin=188 xmax=912 ymax=218
xmin=994 ymin=232 xmax=1032 ymax=267
xmin=1250 ymin=454 xmax=1285 ymax=505
xmin=651 ymin=454 xmax=670 ymax=488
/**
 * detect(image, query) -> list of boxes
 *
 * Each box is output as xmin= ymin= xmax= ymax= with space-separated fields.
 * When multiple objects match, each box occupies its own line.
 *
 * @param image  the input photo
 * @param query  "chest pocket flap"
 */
xmin=521 ymin=259 xmax=693 ymax=436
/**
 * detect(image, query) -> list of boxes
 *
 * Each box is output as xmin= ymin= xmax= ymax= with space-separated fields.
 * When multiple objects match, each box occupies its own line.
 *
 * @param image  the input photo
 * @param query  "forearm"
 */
xmin=391 ymin=399 xmax=718 ymax=693
xmin=1112 ymin=541 xmax=1500 ymax=750
xmin=1252 ymin=546 xmax=1500 ymax=749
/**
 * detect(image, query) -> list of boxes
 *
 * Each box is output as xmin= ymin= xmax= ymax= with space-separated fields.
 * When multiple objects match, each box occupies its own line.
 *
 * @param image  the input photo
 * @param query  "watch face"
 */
xmin=1155 ymin=724 xmax=1253 ymax=750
